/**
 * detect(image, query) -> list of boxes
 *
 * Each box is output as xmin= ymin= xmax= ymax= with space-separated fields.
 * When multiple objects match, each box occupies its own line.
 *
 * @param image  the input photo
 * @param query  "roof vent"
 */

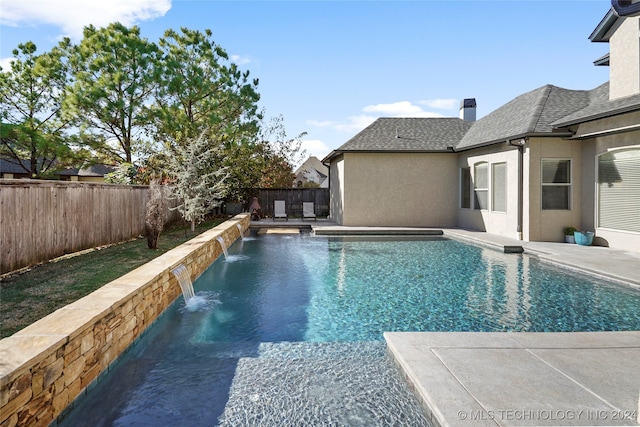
xmin=459 ymin=98 xmax=477 ymax=122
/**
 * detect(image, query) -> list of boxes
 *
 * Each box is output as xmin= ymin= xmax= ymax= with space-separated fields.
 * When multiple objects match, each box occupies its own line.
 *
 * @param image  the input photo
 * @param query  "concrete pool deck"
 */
xmin=252 ymin=221 xmax=640 ymax=426
xmin=384 ymin=231 xmax=640 ymax=426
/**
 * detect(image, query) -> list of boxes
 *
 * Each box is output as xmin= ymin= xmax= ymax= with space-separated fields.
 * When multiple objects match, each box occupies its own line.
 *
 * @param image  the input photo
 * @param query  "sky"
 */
xmin=0 ymin=0 xmax=612 ymax=164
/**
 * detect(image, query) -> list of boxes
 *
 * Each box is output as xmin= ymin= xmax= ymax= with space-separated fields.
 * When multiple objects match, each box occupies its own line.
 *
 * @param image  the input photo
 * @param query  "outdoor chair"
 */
xmin=273 ymin=200 xmax=288 ymax=221
xmin=303 ymin=202 xmax=317 ymax=221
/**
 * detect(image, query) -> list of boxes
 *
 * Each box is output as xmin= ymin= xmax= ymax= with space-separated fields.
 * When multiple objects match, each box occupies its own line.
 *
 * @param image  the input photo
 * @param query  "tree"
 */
xmin=168 ymin=131 xmax=228 ymax=231
xmin=223 ymin=114 xmax=307 ymax=201
xmin=64 ymin=23 xmax=160 ymax=163
xmin=0 ymin=42 xmax=78 ymax=177
xmin=152 ymin=28 xmax=261 ymax=150
xmin=145 ymin=182 xmax=166 ymax=249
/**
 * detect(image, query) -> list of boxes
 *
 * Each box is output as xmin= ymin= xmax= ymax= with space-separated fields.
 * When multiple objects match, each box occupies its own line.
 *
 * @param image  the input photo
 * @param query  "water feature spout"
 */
xmin=171 ymin=264 xmax=195 ymax=304
xmin=236 ymin=223 xmax=244 ymax=240
xmin=216 ymin=236 xmax=229 ymax=259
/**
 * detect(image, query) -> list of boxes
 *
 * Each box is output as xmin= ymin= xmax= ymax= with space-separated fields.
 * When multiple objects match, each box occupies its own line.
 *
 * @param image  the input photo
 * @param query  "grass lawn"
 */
xmin=0 ymin=217 xmax=225 ymax=339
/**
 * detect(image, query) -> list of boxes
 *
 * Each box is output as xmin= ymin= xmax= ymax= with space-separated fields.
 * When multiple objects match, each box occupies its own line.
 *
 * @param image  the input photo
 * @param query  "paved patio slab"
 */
xmin=385 ymin=331 xmax=640 ymax=426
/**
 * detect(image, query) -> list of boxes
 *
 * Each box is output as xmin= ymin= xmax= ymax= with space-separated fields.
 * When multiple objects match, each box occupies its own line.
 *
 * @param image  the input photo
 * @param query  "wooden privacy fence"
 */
xmin=243 ymin=188 xmax=330 ymax=219
xmin=0 ymin=180 xmax=181 ymax=275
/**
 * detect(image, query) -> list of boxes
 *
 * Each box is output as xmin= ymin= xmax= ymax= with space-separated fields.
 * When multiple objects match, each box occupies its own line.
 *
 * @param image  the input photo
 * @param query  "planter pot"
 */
xmin=565 ymin=235 xmax=575 ymax=244
xmin=574 ymin=231 xmax=594 ymax=246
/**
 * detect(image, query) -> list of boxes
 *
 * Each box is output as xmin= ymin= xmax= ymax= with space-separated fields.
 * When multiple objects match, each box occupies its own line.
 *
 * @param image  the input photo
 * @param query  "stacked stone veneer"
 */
xmin=0 ymin=214 xmax=250 ymax=427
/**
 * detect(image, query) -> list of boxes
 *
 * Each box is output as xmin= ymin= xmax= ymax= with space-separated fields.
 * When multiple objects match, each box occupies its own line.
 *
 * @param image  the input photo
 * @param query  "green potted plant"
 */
xmin=564 ymin=227 xmax=577 ymax=243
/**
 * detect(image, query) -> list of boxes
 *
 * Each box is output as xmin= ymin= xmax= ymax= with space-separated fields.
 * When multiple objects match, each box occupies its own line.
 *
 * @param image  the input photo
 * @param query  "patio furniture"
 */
xmin=274 ymin=200 xmax=288 ymax=221
xmin=303 ymin=202 xmax=317 ymax=221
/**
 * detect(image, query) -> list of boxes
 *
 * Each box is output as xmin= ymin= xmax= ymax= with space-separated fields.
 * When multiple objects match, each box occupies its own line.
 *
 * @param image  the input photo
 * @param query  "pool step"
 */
xmin=217 ymin=341 xmax=430 ymax=427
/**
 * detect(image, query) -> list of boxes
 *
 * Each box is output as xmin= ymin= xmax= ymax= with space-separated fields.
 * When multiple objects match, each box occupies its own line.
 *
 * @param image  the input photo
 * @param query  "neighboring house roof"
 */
xmin=57 ymin=164 xmax=116 ymax=177
xmin=456 ymin=84 xmax=600 ymax=150
xmin=334 ymin=117 xmax=472 ymax=153
xmin=552 ymin=86 xmax=640 ymax=128
xmin=0 ymin=158 xmax=30 ymax=174
xmin=294 ymin=156 xmax=328 ymax=176
xmin=303 ymin=169 xmax=327 ymax=180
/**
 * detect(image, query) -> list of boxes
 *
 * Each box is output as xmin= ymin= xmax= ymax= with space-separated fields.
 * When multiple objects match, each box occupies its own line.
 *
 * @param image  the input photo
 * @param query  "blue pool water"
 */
xmin=57 ymin=234 xmax=640 ymax=426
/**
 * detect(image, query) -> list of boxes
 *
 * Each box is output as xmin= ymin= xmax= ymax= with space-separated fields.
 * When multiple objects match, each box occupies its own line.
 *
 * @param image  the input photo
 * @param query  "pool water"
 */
xmin=57 ymin=235 xmax=640 ymax=426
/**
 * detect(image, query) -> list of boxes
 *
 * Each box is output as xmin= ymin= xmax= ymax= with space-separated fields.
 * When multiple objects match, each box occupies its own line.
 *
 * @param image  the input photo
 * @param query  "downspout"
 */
xmin=508 ymin=138 xmax=526 ymax=240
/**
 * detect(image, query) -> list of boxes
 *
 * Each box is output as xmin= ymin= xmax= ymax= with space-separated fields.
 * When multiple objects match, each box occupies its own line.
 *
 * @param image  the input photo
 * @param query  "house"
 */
xmin=0 ymin=158 xmax=32 ymax=179
xmin=294 ymin=156 xmax=329 ymax=188
xmin=323 ymin=5 xmax=640 ymax=254
xmin=57 ymin=164 xmax=117 ymax=182
xmin=0 ymin=158 xmax=116 ymax=182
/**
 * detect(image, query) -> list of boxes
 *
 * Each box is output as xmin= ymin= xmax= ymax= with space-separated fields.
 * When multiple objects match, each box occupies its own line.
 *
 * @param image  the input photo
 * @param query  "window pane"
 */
xmin=475 ymin=190 xmax=488 ymax=210
xmin=542 ymin=186 xmax=570 ymax=209
xmin=598 ymin=148 xmax=640 ymax=232
xmin=475 ymin=163 xmax=488 ymax=188
xmin=542 ymin=160 xmax=570 ymax=184
xmin=492 ymin=163 xmax=506 ymax=212
xmin=461 ymin=168 xmax=471 ymax=209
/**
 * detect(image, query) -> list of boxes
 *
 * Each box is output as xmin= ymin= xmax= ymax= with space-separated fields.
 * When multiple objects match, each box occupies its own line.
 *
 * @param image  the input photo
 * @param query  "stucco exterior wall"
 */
xmin=0 ymin=215 xmax=249 ymax=427
xmin=457 ymin=144 xmax=521 ymax=239
xmin=610 ymin=17 xmax=640 ymax=100
xmin=526 ymin=137 xmax=583 ymax=243
xmin=573 ymin=112 xmax=640 ymax=253
xmin=339 ymin=152 xmax=458 ymax=227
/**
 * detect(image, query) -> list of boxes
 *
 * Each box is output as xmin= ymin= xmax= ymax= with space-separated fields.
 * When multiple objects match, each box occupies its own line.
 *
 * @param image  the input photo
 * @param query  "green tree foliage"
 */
xmin=0 ymin=42 xmax=78 ymax=177
xmin=151 ymin=27 xmax=261 ymax=156
xmin=64 ymin=23 xmax=160 ymax=163
xmin=223 ymin=114 xmax=307 ymax=201
xmin=168 ymin=131 xmax=228 ymax=231
xmin=3 ymin=23 xmax=304 ymax=198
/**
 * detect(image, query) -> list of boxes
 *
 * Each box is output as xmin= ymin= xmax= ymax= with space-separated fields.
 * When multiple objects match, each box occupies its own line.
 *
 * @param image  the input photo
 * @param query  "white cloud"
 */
xmin=0 ymin=57 xmax=14 ymax=71
xmin=307 ymin=99 xmax=451 ymax=140
xmin=230 ymin=54 xmax=251 ymax=65
xmin=334 ymin=114 xmax=378 ymax=133
xmin=419 ymin=98 xmax=459 ymax=110
xmin=0 ymin=0 xmax=171 ymax=41
xmin=363 ymin=101 xmax=424 ymax=116
xmin=300 ymin=139 xmax=331 ymax=161
xmin=362 ymin=101 xmax=445 ymax=118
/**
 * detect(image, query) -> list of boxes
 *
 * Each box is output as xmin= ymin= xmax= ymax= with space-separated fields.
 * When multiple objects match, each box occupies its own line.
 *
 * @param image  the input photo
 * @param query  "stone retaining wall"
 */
xmin=0 ymin=214 xmax=249 ymax=427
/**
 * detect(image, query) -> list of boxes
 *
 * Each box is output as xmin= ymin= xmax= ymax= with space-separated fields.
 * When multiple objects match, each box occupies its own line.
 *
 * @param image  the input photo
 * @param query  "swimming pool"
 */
xmin=57 ymin=234 xmax=640 ymax=426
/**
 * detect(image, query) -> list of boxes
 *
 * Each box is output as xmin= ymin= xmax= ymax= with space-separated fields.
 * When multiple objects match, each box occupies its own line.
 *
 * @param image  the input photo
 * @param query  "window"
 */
xmin=492 ymin=162 xmax=506 ymax=212
xmin=474 ymin=162 xmax=488 ymax=210
xmin=542 ymin=159 xmax=571 ymax=210
xmin=461 ymin=167 xmax=471 ymax=209
xmin=598 ymin=148 xmax=640 ymax=232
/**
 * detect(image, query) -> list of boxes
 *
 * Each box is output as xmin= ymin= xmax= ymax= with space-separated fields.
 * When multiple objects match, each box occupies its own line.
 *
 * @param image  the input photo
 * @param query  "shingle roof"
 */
xmin=552 ymin=84 xmax=640 ymax=128
xmin=57 ymin=164 xmax=116 ymax=176
xmin=455 ymin=84 xmax=598 ymax=150
xmin=325 ymin=82 xmax=623 ymax=161
xmin=0 ymin=158 xmax=30 ymax=174
xmin=335 ymin=117 xmax=472 ymax=152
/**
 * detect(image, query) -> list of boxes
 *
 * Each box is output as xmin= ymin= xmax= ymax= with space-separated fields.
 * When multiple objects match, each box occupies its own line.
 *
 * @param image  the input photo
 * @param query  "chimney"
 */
xmin=459 ymin=98 xmax=477 ymax=122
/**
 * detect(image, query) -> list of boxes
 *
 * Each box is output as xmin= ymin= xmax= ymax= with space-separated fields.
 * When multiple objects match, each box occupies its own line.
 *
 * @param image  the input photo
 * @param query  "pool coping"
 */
xmin=0 ymin=215 xmax=250 ymax=427
xmin=385 ymin=331 xmax=640 ymax=427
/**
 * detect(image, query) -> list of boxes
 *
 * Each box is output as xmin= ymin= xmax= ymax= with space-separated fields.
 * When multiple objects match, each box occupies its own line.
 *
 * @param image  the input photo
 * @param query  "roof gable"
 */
xmin=456 ymin=84 xmax=596 ymax=150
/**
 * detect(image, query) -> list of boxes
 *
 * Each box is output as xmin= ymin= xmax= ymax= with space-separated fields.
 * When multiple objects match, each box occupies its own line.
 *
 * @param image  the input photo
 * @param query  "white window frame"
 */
xmin=474 ymin=162 xmax=488 ymax=210
xmin=596 ymin=146 xmax=640 ymax=233
xmin=491 ymin=162 xmax=507 ymax=213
